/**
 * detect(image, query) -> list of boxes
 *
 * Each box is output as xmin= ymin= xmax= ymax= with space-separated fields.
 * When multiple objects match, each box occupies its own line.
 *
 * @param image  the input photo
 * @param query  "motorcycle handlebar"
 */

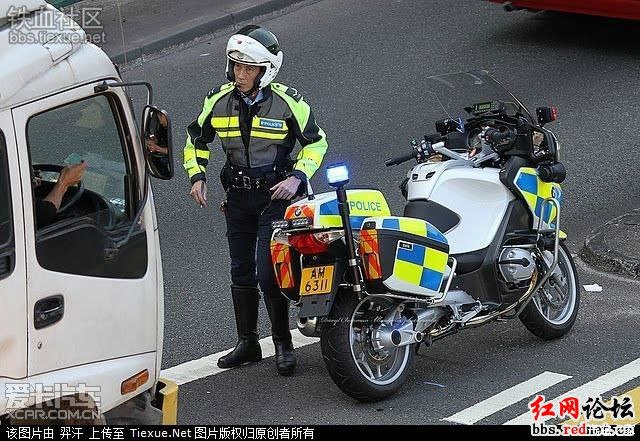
xmin=385 ymin=141 xmax=448 ymax=167
xmin=385 ymin=150 xmax=416 ymax=167
xmin=484 ymin=128 xmax=514 ymax=144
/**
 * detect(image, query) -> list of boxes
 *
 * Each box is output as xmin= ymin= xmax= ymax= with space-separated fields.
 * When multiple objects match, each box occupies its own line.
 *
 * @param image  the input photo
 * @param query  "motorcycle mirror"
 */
xmin=536 ymin=106 xmax=558 ymax=126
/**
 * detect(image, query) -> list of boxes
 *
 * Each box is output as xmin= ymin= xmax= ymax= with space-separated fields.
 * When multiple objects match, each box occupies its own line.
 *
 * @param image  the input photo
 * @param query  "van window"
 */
xmin=27 ymin=94 xmax=132 ymax=230
xmin=0 ymin=131 xmax=11 ymax=248
xmin=27 ymin=94 xmax=147 ymax=279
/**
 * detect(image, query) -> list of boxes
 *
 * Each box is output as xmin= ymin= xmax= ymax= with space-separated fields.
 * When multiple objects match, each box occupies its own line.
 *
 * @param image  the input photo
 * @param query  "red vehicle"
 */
xmin=488 ymin=0 xmax=640 ymax=20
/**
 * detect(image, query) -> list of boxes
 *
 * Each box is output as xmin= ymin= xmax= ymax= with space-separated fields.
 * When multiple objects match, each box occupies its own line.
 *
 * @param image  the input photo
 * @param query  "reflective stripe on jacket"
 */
xmin=183 ymin=82 xmax=328 ymax=185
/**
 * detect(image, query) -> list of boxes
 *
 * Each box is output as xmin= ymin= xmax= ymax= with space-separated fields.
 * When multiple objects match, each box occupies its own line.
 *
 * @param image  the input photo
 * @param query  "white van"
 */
xmin=0 ymin=1 xmax=177 ymax=424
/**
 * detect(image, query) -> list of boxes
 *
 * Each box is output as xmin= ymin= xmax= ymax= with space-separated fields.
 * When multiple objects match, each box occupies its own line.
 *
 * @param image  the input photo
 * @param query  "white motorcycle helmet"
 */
xmin=226 ymin=25 xmax=283 ymax=91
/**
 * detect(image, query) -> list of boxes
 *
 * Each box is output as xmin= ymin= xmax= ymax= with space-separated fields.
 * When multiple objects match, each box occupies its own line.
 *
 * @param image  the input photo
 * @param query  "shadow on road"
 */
xmin=491 ymin=11 xmax=640 ymax=55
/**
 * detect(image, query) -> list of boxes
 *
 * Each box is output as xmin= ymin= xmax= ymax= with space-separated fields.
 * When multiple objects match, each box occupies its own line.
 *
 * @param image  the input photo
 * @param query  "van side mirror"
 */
xmin=142 ymin=106 xmax=174 ymax=180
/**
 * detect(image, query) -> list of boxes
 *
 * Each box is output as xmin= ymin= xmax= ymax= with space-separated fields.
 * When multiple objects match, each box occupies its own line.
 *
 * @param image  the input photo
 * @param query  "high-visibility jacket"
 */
xmin=183 ymin=82 xmax=328 ymax=185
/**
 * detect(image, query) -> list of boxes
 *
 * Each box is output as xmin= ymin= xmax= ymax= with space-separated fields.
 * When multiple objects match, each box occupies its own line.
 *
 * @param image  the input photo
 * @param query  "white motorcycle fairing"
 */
xmin=405 ymin=160 xmax=515 ymax=255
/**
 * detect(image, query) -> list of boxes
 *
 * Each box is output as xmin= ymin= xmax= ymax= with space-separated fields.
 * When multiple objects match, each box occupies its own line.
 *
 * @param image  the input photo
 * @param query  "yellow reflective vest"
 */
xmin=183 ymin=82 xmax=328 ymax=185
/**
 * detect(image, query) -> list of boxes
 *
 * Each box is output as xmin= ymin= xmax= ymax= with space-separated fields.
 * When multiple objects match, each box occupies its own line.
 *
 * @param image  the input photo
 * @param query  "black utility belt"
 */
xmin=221 ymin=166 xmax=289 ymax=190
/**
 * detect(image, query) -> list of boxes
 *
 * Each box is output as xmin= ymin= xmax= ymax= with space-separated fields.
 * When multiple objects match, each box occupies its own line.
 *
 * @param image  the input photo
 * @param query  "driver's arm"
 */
xmin=42 ymin=162 xmax=87 ymax=211
xmin=35 ymin=199 xmax=57 ymax=229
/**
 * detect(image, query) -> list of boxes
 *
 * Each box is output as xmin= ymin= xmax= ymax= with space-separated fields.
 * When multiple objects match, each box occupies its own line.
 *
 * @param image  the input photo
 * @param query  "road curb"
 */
xmin=110 ymin=0 xmax=305 ymax=65
xmin=580 ymin=209 xmax=640 ymax=279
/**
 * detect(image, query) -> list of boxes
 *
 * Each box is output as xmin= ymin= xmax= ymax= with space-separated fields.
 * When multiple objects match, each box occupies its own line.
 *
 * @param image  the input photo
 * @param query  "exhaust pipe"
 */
xmin=376 ymin=321 xmax=422 ymax=349
xmin=373 ymin=308 xmax=445 ymax=349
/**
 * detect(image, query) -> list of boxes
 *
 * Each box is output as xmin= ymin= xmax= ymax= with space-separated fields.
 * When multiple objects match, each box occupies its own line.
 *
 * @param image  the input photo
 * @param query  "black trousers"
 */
xmin=224 ymin=187 xmax=290 ymax=299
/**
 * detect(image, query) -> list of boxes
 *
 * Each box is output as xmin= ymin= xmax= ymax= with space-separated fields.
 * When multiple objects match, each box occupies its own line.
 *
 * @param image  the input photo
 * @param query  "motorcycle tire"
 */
xmin=519 ymin=242 xmax=580 ymax=340
xmin=320 ymin=290 xmax=415 ymax=402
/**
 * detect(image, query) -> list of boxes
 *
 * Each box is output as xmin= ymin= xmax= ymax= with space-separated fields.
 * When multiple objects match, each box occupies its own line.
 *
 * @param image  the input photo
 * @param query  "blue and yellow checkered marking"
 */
xmin=381 ymin=217 xmax=448 ymax=245
xmin=515 ymin=168 xmax=563 ymax=226
xmin=393 ymin=242 xmax=448 ymax=292
xmin=318 ymin=190 xmax=390 ymax=229
xmin=319 ymin=199 xmax=369 ymax=229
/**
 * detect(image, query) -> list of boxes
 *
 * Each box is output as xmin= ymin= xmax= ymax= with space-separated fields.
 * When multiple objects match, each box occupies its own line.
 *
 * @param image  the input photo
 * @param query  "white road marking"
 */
xmin=505 ymin=357 xmax=640 ymax=425
xmin=443 ymin=371 xmax=572 ymax=425
xmin=160 ymin=329 xmax=319 ymax=386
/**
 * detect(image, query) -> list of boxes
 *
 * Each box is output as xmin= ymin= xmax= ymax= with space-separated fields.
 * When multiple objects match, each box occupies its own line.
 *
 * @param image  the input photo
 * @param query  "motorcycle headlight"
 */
xmin=272 ymin=220 xmax=290 ymax=230
xmin=290 ymin=217 xmax=312 ymax=228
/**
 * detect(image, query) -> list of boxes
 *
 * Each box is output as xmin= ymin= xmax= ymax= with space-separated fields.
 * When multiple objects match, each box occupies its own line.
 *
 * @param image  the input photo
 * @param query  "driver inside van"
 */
xmin=33 ymin=162 xmax=87 ymax=229
xmin=145 ymin=111 xmax=169 ymax=155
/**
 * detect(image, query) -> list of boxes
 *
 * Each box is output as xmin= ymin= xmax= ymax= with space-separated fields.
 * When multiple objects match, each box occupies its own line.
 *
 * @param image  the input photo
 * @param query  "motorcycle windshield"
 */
xmin=424 ymin=70 xmax=535 ymax=124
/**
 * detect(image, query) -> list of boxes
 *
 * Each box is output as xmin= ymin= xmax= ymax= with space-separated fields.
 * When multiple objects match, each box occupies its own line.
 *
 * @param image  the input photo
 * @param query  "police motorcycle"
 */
xmin=270 ymin=71 xmax=578 ymax=402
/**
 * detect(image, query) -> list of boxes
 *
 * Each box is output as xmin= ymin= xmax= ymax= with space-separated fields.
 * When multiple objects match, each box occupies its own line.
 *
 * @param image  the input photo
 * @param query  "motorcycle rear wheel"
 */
xmin=320 ymin=290 xmax=415 ymax=402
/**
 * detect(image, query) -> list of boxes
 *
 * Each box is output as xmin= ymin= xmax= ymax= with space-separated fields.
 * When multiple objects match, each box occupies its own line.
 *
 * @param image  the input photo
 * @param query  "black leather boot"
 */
xmin=264 ymin=295 xmax=296 ymax=376
xmin=217 ymin=285 xmax=262 ymax=369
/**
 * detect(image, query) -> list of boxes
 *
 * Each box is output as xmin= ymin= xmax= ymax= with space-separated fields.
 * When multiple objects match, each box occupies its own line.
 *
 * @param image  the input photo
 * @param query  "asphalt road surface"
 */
xmin=121 ymin=0 xmax=640 ymax=425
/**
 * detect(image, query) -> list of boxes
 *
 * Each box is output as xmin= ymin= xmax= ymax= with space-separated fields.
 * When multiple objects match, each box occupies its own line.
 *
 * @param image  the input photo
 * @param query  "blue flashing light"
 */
xmin=326 ymin=163 xmax=350 ymax=187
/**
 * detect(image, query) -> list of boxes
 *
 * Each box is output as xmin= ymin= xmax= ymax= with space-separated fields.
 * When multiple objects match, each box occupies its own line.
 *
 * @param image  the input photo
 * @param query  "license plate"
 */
xmin=299 ymin=265 xmax=334 ymax=296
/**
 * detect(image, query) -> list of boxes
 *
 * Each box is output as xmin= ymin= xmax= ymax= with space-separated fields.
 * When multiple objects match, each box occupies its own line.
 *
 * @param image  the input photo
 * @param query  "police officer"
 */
xmin=183 ymin=25 xmax=328 ymax=376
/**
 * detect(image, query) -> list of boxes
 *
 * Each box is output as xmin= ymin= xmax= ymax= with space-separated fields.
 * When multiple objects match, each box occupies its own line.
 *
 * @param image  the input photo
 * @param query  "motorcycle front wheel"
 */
xmin=519 ymin=242 xmax=580 ymax=339
xmin=320 ymin=290 xmax=415 ymax=402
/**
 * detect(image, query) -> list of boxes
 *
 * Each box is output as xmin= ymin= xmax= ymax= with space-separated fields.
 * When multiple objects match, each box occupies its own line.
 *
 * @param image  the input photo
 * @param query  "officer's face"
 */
xmin=234 ymin=63 xmax=261 ymax=93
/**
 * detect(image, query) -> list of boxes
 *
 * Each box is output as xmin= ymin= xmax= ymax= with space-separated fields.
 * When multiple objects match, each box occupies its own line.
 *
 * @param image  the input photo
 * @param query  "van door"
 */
xmin=11 ymin=83 xmax=157 ymax=376
xmin=0 ymin=122 xmax=28 ymax=385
